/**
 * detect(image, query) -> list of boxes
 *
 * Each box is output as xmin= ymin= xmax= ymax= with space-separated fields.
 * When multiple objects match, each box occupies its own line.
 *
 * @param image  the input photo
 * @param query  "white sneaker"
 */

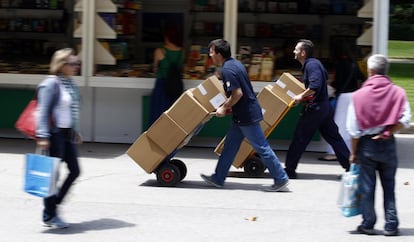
xmin=43 ymin=215 xmax=69 ymax=229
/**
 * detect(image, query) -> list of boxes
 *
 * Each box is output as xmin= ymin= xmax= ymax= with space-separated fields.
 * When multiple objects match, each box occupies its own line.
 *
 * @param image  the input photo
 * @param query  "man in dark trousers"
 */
xmin=284 ymin=39 xmax=350 ymax=179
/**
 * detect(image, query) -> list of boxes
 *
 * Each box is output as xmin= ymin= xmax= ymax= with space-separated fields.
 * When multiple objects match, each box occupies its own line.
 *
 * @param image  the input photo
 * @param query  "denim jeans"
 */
xmin=358 ymin=135 xmax=399 ymax=231
xmin=212 ymin=121 xmax=288 ymax=185
xmin=43 ymin=128 xmax=80 ymax=221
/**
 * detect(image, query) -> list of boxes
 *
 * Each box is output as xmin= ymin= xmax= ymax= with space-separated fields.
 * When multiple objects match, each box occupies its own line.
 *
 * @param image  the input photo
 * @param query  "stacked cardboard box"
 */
xmin=258 ymin=86 xmax=289 ymax=126
xmin=127 ymin=76 xmax=226 ymax=173
xmin=270 ymin=72 xmax=305 ymax=103
xmin=214 ymin=72 xmax=305 ymax=168
xmin=126 ymin=132 xmax=168 ymax=173
xmin=191 ymin=75 xmax=227 ymax=112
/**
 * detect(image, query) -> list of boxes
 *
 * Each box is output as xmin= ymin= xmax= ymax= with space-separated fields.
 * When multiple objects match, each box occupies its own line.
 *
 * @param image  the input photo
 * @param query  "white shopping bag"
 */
xmin=24 ymin=153 xmax=60 ymax=197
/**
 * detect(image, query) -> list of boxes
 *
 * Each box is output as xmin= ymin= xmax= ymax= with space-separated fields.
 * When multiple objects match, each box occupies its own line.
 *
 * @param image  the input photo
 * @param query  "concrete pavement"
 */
xmin=0 ymin=135 xmax=413 ymax=242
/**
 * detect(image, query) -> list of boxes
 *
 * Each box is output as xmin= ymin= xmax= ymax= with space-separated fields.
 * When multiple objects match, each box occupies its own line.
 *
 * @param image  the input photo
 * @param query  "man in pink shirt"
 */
xmin=347 ymin=54 xmax=411 ymax=236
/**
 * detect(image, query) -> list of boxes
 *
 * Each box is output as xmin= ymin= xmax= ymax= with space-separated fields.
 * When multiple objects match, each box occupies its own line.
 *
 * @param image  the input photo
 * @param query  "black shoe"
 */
xmin=284 ymin=168 xmax=297 ymax=179
xmin=383 ymin=229 xmax=399 ymax=236
xmin=356 ymin=225 xmax=376 ymax=235
xmin=318 ymin=155 xmax=337 ymax=161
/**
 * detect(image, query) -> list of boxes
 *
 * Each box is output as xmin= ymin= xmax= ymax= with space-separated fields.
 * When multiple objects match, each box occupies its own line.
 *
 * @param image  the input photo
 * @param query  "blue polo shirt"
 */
xmin=221 ymin=57 xmax=263 ymax=125
xmin=302 ymin=58 xmax=329 ymax=103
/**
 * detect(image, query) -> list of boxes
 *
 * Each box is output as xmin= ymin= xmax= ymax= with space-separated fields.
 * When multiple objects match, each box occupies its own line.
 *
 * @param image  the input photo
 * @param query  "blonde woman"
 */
xmin=36 ymin=48 xmax=81 ymax=229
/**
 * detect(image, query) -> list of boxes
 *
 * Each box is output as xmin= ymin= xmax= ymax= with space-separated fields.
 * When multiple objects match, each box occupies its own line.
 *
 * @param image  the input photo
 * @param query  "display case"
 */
xmin=188 ymin=0 xmax=366 ymax=81
xmin=0 ymin=0 xmax=71 ymax=75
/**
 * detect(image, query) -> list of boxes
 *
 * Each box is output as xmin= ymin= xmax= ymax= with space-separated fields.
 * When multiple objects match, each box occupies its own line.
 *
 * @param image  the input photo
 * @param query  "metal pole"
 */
xmin=373 ymin=0 xmax=389 ymax=55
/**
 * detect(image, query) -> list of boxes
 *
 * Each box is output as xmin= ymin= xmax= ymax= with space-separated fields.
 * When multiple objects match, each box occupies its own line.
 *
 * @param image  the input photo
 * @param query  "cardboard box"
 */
xmin=166 ymin=90 xmax=210 ymax=134
xmin=214 ymin=138 xmax=255 ymax=168
xmin=126 ymin=132 xmax=167 ymax=173
xmin=232 ymin=139 xmax=255 ymax=168
xmin=192 ymin=75 xmax=226 ymax=112
xmin=178 ymin=112 xmax=216 ymax=149
xmin=257 ymin=85 xmax=289 ymax=126
xmin=270 ymin=72 xmax=305 ymax=104
xmin=147 ymin=113 xmax=188 ymax=154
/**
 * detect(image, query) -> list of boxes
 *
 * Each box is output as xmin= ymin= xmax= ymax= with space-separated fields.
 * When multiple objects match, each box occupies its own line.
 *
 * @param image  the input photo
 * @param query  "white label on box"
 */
xmin=209 ymin=93 xmax=226 ymax=109
xmin=197 ymin=84 xmax=207 ymax=95
xmin=276 ymin=80 xmax=286 ymax=89
xmin=261 ymin=108 xmax=266 ymax=115
xmin=286 ymin=90 xmax=296 ymax=98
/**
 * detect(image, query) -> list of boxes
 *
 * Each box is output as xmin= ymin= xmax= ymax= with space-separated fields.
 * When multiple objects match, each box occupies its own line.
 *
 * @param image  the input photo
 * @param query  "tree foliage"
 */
xmin=389 ymin=1 xmax=414 ymax=40
xmin=390 ymin=1 xmax=414 ymax=24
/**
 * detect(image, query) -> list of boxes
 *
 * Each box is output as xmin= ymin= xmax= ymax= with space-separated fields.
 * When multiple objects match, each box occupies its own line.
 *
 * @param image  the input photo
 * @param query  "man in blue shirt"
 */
xmin=284 ymin=39 xmax=350 ymax=179
xmin=200 ymin=39 xmax=289 ymax=192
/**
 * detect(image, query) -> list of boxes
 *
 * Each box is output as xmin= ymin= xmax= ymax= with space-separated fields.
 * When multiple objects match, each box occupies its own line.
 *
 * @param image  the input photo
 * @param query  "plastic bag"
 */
xmin=24 ymin=153 xmax=60 ymax=197
xmin=337 ymin=163 xmax=361 ymax=217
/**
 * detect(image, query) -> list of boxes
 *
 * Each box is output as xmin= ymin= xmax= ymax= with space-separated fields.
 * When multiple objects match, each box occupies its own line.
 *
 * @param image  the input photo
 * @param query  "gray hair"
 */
xmin=367 ymin=54 xmax=389 ymax=75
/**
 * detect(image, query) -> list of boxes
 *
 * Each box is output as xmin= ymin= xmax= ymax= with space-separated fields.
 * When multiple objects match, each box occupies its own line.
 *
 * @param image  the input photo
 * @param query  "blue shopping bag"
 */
xmin=24 ymin=153 xmax=60 ymax=198
xmin=337 ymin=163 xmax=361 ymax=217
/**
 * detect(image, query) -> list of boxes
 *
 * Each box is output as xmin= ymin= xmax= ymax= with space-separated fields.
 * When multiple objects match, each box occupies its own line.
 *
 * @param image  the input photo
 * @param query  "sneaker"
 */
xmin=284 ymin=168 xmax=297 ymax=179
xmin=356 ymin=225 xmax=376 ymax=235
xmin=200 ymin=174 xmax=223 ymax=188
xmin=383 ymin=229 xmax=399 ymax=236
xmin=43 ymin=215 xmax=69 ymax=229
xmin=264 ymin=180 xmax=290 ymax=192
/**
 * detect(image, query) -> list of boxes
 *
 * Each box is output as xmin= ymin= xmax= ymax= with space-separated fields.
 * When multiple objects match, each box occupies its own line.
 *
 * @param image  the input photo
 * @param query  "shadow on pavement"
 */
xmin=140 ymin=179 xmax=275 ymax=191
xmin=41 ymin=218 xmax=135 ymax=234
xmin=227 ymin=171 xmax=341 ymax=181
xmin=348 ymin=227 xmax=414 ymax=237
xmin=138 ymin=171 xmax=342 ymax=190
xmin=0 ymin=138 xmax=130 ymax=159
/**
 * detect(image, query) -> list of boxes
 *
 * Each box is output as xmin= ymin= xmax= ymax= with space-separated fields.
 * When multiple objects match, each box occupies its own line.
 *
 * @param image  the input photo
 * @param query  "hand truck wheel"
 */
xmin=243 ymin=156 xmax=266 ymax=177
xmin=156 ymin=163 xmax=181 ymax=187
xmin=170 ymin=159 xmax=187 ymax=181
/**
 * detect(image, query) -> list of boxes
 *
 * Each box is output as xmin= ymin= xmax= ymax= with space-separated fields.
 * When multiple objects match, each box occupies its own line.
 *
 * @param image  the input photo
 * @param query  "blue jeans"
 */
xmin=43 ymin=128 xmax=80 ymax=221
xmin=212 ymin=121 xmax=288 ymax=185
xmin=358 ymin=135 xmax=399 ymax=231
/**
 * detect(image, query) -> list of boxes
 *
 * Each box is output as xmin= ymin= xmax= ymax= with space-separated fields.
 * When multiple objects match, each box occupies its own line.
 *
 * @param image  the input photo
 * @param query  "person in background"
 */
xmin=200 ymin=39 xmax=289 ymax=192
xmin=319 ymin=41 xmax=365 ymax=161
xmin=284 ymin=39 xmax=350 ymax=179
xmin=150 ymin=26 xmax=184 ymax=125
xmin=36 ymin=48 xmax=82 ymax=229
xmin=347 ymin=54 xmax=411 ymax=236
